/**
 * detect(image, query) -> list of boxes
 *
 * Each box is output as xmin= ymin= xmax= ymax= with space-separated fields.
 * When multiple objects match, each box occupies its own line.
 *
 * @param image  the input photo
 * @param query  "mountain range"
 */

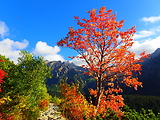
xmin=46 ymin=48 xmax=160 ymax=96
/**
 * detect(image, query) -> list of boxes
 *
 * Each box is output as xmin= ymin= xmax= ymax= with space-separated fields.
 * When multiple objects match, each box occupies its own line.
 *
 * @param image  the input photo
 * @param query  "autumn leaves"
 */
xmin=57 ymin=6 xmax=148 ymax=119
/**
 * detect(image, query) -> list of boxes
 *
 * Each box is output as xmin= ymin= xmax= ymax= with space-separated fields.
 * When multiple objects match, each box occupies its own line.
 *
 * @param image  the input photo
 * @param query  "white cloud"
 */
xmin=72 ymin=57 xmax=86 ymax=66
xmin=133 ymin=30 xmax=155 ymax=39
xmin=130 ymin=36 xmax=160 ymax=56
xmin=34 ymin=41 xmax=64 ymax=61
xmin=0 ymin=21 xmax=9 ymax=38
xmin=0 ymin=38 xmax=29 ymax=63
xmin=141 ymin=16 xmax=160 ymax=23
xmin=131 ymin=25 xmax=160 ymax=56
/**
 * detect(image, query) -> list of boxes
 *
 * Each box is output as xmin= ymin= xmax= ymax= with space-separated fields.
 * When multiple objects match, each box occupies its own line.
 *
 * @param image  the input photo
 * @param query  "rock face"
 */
xmin=37 ymin=103 xmax=66 ymax=120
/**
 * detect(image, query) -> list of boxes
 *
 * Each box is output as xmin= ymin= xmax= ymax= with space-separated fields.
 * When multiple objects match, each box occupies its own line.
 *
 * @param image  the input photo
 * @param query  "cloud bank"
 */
xmin=0 ymin=38 xmax=29 ymax=63
xmin=33 ymin=41 xmax=64 ymax=62
xmin=0 ymin=39 xmax=64 ymax=63
xmin=130 ymin=36 xmax=160 ymax=56
xmin=133 ymin=30 xmax=155 ymax=39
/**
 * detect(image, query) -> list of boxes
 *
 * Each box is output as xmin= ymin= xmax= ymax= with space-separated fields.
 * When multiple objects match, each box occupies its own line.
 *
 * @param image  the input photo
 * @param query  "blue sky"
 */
xmin=0 ymin=0 xmax=160 ymax=65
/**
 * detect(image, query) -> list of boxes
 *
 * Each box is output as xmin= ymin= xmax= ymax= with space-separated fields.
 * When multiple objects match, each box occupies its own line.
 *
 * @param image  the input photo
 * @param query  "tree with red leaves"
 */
xmin=57 ymin=6 xmax=148 ymax=114
xmin=0 ymin=60 xmax=7 ymax=92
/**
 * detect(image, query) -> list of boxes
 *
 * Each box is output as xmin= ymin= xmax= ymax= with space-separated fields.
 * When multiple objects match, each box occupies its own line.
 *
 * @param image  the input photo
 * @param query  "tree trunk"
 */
xmin=95 ymin=80 xmax=103 ymax=109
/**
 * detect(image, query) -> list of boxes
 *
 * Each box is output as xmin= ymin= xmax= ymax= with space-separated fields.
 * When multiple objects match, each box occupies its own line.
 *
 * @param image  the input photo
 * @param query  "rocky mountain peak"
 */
xmin=150 ymin=48 xmax=160 ymax=58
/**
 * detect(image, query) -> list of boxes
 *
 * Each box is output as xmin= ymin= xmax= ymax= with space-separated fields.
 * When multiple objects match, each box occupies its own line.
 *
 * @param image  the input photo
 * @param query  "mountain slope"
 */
xmin=135 ymin=48 xmax=160 ymax=96
xmin=46 ymin=61 xmax=90 ymax=85
xmin=123 ymin=48 xmax=160 ymax=96
xmin=45 ymin=61 xmax=95 ymax=96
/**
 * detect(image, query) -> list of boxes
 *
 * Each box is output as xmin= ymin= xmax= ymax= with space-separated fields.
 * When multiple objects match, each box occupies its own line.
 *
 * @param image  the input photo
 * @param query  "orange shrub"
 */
xmin=60 ymin=83 xmax=96 ymax=120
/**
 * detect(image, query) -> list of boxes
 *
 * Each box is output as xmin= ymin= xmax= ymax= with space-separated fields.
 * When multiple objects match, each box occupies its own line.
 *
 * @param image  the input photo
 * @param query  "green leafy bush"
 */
xmin=122 ymin=105 xmax=160 ymax=120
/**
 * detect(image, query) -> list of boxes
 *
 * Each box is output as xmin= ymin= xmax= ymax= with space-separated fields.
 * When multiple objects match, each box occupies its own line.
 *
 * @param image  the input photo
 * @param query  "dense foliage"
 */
xmin=0 ymin=51 xmax=52 ymax=120
xmin=124 ymin=95 xmax=160 ymax=114
xmin=122 ymin=105 xmax=160 ymax=120
xmin=60 ymin=83 xmax=96 ymax=119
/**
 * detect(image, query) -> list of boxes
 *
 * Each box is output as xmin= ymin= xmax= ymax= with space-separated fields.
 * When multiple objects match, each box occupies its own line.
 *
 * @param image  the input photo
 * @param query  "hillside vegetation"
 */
xmin=1 ymin=51 xmax=160 ymax=119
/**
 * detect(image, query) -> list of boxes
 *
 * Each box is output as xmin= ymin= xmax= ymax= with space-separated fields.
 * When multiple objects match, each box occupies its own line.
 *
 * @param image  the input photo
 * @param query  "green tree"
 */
xmin=0 ymin=51 xmax=52 ymax=120
xmin=16 ymin=51 xmax=52 ymax=98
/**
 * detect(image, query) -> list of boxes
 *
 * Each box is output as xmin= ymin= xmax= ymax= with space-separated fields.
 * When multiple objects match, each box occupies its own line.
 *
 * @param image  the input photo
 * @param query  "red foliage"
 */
xmin=39 ymin=99 xmax=49 ymax=110
xmin=0 ymin=113 xmax=15 ymax=120
xmin=6 ymin=115 xmax=15 ymax=120
xmin=89 ymin=88 xmax=124 ymax=117
xmin=0 ymin=113 xmax=4 ymax=120
xmin=60 ymin=83 xmax=96 ymax=120
xmin=0 ymin=60 xmax=7 ymax=92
